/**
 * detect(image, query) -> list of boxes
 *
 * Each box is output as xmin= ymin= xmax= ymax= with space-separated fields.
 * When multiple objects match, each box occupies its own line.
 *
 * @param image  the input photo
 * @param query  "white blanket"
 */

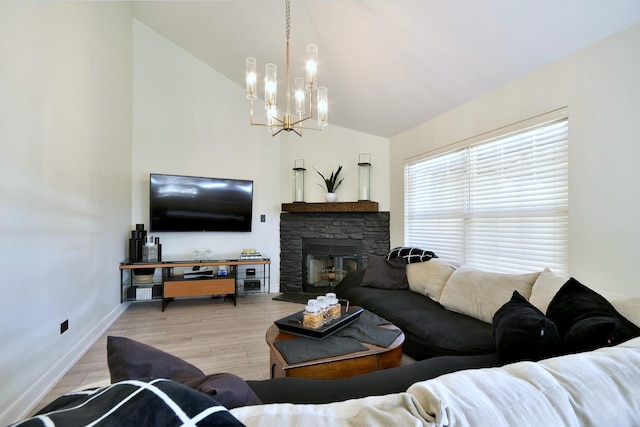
xmin=231 ymin=337 xmax=640 ymax=427
xmin=230 ymin=392 xmax=429 ymax=427
xmin=408 ymin=336 xmax=640 ymax=426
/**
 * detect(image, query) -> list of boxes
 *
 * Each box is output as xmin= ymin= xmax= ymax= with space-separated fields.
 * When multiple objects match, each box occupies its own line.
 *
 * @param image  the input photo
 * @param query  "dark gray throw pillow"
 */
xmin=361 ymin=255 xmax=409 ymax=290
xmin=492 ymin=290 xmax=561 ymax=362
xmin=107 ymin=336 xmax=204 ymax=383
xmin=107 ymin=336 xmax=261 ymax=409
xmin=546 ymin=278 xmax=640 ymax=353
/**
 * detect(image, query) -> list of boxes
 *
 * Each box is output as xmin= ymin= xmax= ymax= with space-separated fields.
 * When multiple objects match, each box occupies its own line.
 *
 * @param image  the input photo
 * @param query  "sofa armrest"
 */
xmin=246 ymin=353 xmax=502 ymax=405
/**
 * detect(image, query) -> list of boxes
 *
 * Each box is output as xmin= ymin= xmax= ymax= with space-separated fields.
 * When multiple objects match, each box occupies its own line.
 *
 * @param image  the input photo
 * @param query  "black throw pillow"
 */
xmin=386 ymin=246 xmax=437 ymax=263
xmin=26 ymin=378 xmax=245 ymax=427
xmin=492 ymin=290 xmax=561 ymax=362
xmin=562 ymin=316 xmax=620 ymax=353
xmin=361 ymin=255 xmax=409 ymax=290
xmin=546 ymin=278 xmax=640 ymax=353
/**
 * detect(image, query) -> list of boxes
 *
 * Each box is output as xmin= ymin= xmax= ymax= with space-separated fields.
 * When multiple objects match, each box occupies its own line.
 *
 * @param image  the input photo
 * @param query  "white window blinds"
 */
xmin=405 ymin=115 xmax=569 ymax=275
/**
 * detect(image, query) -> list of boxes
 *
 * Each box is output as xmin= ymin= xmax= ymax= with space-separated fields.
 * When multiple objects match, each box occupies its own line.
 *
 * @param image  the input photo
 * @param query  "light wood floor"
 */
xmin=33 ymin=294 xmax=300 ymax=414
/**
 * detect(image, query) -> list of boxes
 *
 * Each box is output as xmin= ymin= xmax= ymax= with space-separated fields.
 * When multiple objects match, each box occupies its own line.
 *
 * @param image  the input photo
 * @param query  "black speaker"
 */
xmin=129 ymin=238 xmax=142 ymax=262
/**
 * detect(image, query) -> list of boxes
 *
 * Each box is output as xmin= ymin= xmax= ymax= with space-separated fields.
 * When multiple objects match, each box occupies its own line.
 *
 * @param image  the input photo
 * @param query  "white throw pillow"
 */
xmin=406 ymin=260 xmax=457 ymax=302
xmin=439 ymin=267 xmax=540 ymax=323
xmin=528 ymin=267 xmax=568 ymax=313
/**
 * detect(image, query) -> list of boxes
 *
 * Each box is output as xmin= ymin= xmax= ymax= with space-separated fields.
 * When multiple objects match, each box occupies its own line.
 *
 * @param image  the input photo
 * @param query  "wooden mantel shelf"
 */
xmin=281 ymin=201 xmax=379 ymax=213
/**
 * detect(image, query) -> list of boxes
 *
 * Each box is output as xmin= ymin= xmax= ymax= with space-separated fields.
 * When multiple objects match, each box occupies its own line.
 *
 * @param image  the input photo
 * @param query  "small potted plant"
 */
xmin=315 ymin=165 xmax=344 ymax=202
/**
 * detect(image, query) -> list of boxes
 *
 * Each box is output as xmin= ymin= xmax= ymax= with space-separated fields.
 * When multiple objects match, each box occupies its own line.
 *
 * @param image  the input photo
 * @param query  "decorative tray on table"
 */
xmin=274 ymin=306 xmax=364 ymax=340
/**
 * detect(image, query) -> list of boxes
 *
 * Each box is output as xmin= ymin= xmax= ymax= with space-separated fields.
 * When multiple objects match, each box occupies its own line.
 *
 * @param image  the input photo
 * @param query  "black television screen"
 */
xmin=150 ymin=173 xmax=253 ymax=232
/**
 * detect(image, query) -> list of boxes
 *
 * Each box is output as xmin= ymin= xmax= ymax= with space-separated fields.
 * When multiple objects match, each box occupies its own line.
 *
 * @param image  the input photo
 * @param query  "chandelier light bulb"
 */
xmin=306 ymin=44 xmax=318 ymax=90
xmin=267 ymin=105 xmax=278 ymax=130
xmin=245 ymin=57 xmax=257 ymax=100
xmin=264 ymin=63 xmax=277 ymax=110
xmin=295 ymin=77 xmax=305 ymax=116
xmin=317 ymin=87 xmax=328 ymax=127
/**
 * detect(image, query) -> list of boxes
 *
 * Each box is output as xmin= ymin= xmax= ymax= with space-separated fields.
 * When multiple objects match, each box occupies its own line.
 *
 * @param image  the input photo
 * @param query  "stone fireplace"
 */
xmin=280 ymin=206 xmax=390 ymax=293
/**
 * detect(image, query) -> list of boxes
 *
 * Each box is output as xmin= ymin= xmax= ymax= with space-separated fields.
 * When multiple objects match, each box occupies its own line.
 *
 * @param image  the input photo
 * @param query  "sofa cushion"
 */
xmin=405 ymin=338 xmax=640 ymax=427
xmin=528 ymin=267 xmax=567 ymax=313
xmin=107 ymin=336 xmax=261 ymax=409
xmin=546 ymin=278 xmax=640 ymax=352
xmin=492 ymin=291 xmax=561 ymax=362
xmin=387 ymin=246 xmax=437 ymax=263
xmin=406 ymin=259 xmax=457 ymax=302
xmin=361 ymin=255 xmax=409 ymax=290
xmin=439 ymin=267 xmax=541 ymax=324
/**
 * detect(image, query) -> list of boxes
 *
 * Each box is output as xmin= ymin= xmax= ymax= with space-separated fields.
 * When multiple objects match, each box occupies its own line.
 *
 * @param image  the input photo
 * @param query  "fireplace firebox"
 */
xmin=303 ymin=238 xmax=362 ymax=292
xmin=279 ymin=211 xmax=390 ymax=294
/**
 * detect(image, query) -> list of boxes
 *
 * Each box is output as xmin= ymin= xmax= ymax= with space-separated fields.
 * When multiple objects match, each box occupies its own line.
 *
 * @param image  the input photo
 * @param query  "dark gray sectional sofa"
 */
xmin=249 ymin=256 xmax=640 ymax=405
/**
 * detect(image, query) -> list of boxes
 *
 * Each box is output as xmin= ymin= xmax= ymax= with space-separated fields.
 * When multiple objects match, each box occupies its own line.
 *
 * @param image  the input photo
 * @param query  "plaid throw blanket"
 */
xmin=13 ymin=378 xmax=245 ymax=427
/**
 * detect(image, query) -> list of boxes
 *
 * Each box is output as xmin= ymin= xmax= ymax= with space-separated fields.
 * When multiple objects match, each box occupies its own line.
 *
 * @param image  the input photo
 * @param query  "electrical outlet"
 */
xmin=60 ymin=319 xmax=69 ymax=334
xmin=260 ymin=214 xmax=266 ymax=222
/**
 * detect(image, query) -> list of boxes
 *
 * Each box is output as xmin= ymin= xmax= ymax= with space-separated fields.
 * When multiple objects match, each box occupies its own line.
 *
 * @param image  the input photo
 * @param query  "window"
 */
xmin=404 ymin=112 xmax=569 ymax=275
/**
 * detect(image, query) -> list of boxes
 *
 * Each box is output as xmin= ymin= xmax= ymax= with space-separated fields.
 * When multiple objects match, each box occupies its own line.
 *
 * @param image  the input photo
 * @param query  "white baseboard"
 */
xmin=1 ymin=303 xmax=129 ymax=425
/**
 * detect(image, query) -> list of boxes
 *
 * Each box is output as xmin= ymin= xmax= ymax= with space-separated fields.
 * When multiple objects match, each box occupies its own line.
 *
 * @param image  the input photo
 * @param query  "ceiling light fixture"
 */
xmin=245 ymin=0 xmax=328 ymax=137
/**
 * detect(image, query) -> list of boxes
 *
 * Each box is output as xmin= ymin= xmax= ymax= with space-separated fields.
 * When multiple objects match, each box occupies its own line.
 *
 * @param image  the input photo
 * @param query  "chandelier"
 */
xmin=245 ymin=0 xmax=328 ymax=137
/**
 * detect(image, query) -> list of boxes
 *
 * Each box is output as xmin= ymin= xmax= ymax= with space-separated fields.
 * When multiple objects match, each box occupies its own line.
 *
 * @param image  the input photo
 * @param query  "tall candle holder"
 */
xmin=358 ymin=153 xmax=371 ymax=201
xmin=293 ymin=159 xmax=306 ymax=202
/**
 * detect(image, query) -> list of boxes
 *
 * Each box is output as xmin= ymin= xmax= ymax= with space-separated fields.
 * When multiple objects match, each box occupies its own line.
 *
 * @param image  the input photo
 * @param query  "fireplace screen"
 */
xmin=302 ymin=238 xmax=362 ymax=292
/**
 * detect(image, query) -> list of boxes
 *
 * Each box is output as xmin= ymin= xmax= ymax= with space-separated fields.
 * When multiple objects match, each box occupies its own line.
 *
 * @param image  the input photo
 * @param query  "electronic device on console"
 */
xmin=184 ymin=266 xmax=214 ymax=278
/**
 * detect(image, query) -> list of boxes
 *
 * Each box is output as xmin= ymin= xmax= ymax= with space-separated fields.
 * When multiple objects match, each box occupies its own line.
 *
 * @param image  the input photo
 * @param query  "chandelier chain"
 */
xmin=286 ymin=0 xmax=290 ymax=41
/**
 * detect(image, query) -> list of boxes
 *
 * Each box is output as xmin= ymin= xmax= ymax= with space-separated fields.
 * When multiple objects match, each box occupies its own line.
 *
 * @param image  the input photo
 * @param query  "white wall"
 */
xmin=133 ymin=21 xmax=281 ymax=285
xmin=390 ymin=23 xmax=640 ymax=296
xmin=0 ymin=3 xmax=132 ymax=424
xmin=280 ymin=127 xmax=390 ymax=209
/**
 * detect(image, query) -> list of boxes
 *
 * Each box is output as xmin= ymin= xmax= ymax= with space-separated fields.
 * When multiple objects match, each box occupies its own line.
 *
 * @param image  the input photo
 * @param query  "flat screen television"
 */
xmin=150 ymin=173 xmax=253 ymax=232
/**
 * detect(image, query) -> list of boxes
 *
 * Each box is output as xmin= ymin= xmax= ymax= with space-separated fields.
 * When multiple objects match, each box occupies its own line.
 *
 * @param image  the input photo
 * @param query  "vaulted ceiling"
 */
xmin=132 ymin=1 xmax=640 ymax=138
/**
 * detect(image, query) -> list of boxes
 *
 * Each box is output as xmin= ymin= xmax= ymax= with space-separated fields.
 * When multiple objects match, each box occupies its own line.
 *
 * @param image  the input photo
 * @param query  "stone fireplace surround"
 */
xmin=280 ymin=211 xmax=390 ymax=293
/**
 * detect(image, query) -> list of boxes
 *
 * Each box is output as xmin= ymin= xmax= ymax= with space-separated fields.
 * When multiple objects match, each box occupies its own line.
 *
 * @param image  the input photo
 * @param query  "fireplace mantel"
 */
xmin=281 ymin=201 xmax=378 ymax=213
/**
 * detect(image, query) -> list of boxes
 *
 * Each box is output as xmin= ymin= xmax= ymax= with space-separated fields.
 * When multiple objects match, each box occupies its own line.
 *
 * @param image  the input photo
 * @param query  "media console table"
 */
xmin=119 ymin=258 xmax=271 ymax=311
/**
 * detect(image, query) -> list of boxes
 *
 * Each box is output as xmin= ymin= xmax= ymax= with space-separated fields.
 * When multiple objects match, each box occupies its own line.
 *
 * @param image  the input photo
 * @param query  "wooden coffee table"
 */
xmin=266 ymin=322 xmax=405 ymax=379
